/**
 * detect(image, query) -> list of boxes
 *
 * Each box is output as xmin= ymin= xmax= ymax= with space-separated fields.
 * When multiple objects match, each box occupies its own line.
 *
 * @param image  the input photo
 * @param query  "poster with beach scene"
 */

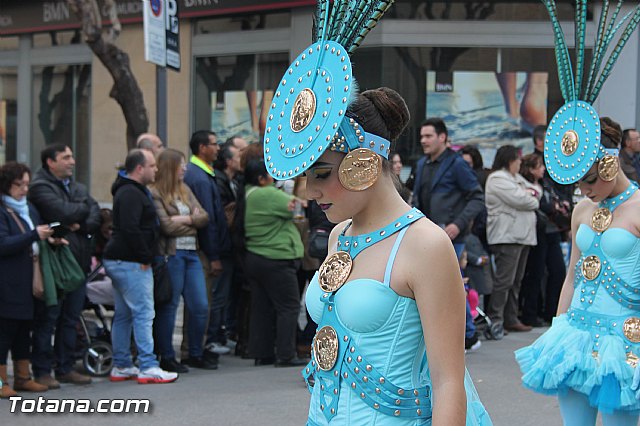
xmin=426 ymin=71 xmax=548 ymax=165
xmin=210 ymin=90 xmax=273 ymax=143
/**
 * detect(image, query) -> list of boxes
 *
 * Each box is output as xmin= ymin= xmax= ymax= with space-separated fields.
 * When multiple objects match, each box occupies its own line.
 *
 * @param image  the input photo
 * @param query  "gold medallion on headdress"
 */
xmin=338 ymin=148 xmax=382 ymax=191
xmin=318 ymin=251 xmax=353 ymax=293
xmin=290 ymin=88 xmax=316 ymax=133
xmin=561 ymin=130 xmax=579 ymax=156
xmin=624 ymin=318 xmax=640 ymax=343
xmin=581 ymin=255 xmax=602 ymax=280
xmin=591 ymin=207 xmax=613 ymax=232
xmin=313 ymin=326 xmax=339 ymax=371
xmin=598 ymin=155 xmax=619 ymax=181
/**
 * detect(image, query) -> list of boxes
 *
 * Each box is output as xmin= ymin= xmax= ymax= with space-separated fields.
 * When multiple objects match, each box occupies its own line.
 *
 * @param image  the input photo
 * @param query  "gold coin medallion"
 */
xmin=313 ymin=326 xmax=339 ymax=371
xmin=598 ymin=155 xmax=619 ymax=182
xmin=318 ymin=251 xmax=353 ymax=293
xmin=591 ymin=207 xmax=613 ymax=232
xmin=624 ymin=318 xmax=640 ymax=343
xmin=581 ymin=255 xmax=602 ymax=280
xmin=338 ymin=148 xmax=382 ymax=191
xmin=561 ymin=130 xmax=579 ymax=156
xmin=627 ymin=351 xmax=640 ymax=368
xmin=290 ymin=88 xmax=316 ymax=133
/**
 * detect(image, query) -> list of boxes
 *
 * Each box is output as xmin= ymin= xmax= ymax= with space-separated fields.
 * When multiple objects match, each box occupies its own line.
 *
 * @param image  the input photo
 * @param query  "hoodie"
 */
xmin=103 ymin=172 xmax=159 ymax=265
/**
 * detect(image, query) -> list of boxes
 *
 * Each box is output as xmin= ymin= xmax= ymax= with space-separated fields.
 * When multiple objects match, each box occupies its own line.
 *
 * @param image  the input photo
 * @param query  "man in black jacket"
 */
xmin=28 ymin=144 xmax=100 ymax=388
xmin=103 ymin=149 xmax=177 ymax=384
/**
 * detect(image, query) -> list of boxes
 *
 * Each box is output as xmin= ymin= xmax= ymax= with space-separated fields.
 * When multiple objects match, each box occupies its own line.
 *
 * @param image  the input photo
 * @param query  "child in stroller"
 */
xmin=77 ymin=208 xmax=115 ymax=377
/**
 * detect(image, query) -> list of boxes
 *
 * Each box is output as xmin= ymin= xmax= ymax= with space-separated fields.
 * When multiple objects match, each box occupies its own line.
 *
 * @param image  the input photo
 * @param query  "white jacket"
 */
xmin=485 ymin=169 xmax=541 ymax=246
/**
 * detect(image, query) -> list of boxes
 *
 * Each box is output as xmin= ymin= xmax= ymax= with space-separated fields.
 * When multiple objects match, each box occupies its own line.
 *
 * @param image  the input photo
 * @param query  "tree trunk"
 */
xmin=67 ymin=0 xmax=148 ymax=150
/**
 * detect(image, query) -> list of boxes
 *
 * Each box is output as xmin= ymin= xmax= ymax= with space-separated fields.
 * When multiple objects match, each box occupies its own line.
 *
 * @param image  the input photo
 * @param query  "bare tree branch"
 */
xmin=67 ymin=0 xmax=148 ymax=150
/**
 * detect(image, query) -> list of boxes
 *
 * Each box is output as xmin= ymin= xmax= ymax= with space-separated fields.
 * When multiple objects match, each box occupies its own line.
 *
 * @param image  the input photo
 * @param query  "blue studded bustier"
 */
xmin=303 ymin=208 xmax=433 ymax=424
xmin=567 ymin=184 xmax=640 ymax=354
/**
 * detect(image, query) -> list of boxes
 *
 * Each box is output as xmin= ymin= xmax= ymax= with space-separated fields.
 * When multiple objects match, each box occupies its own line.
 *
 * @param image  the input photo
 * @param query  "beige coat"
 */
xmin=151 ymin=186 xmax=209 ymax=256
xmin=485 ymin=169 xmax=541 ymax=246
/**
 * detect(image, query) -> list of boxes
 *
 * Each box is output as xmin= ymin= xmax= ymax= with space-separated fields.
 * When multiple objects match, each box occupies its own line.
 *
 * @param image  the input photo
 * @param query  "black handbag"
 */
xmin=152 ymin=257 xmax=173 ymax=305
xmin=308 ymin=228 xmax=330 ymax=260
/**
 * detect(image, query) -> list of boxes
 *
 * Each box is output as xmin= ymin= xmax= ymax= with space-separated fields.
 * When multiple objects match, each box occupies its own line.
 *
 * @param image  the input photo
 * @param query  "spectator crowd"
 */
xmin=1 ymin=118 xmax=639 ymax=395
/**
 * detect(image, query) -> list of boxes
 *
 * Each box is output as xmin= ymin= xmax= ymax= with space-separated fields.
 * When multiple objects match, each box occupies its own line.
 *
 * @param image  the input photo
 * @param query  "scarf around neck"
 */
xmin=2 ymin=195 xmax=34 ymax=230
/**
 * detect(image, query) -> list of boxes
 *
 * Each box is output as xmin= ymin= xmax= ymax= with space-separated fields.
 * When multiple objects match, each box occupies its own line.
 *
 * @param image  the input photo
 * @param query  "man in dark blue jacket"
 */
xmin=411 ymin=118 xmax=485 ymax=351
xmin=184 ymin=130 xmax=232 ymax=363
xmin=412 ymin=118 xmax=485 ymax=248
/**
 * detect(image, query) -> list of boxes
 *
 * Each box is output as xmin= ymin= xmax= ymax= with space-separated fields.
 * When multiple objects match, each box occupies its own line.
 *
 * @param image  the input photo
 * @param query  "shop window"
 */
xmin=194 ymin=12 xmax=291 ymax=35
xmin=392 ymin=0 xmax=591 ymax=22
xmin=0 ymin=68 xmax=17 ymax=165
xmin=33 ymin=30 xmax=83 ymax=48
xmin=31 ymin=64 xmax=91 ymax=185
xmin=0 ymin=36 xmax=19 ymax=51
xmin=193 ymin=52 xmax=289 ymax=143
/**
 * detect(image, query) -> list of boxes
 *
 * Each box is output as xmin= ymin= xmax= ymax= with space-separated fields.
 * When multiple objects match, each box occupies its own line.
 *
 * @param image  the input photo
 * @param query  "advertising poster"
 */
xmin=210 ymin=90 xmax=273 ymax=143
xmin=426 ymin=71 xmax=548 ymax=165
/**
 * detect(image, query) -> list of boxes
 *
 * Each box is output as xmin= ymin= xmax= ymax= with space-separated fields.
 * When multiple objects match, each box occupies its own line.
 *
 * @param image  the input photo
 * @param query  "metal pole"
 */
xmin=156 ymin=65 xmax=167 ymax=145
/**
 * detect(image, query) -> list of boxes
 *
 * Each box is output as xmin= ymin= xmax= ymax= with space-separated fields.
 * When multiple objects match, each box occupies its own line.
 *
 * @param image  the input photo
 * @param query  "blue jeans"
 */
xmin=31 ymin=284 xmax=86 ymax=377
xmin=453 ymin=243 xmax=476 ymax=339
xmin=206 ymin=257 xmax=234 ymax=345
xmin=103 ymin=259 xmax=158 ymax=371
xmin=155 ymin=250 xmax=208 ymax=359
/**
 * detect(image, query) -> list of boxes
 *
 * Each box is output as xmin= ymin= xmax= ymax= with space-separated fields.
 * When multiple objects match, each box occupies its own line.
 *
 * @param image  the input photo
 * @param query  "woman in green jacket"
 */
xmin=243 ymin=159 xmax=305 ymax=367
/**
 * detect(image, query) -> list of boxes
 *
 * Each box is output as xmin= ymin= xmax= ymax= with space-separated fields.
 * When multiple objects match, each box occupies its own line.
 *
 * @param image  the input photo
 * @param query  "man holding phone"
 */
xmin=28 ymin=144 xmax=101 ymax=388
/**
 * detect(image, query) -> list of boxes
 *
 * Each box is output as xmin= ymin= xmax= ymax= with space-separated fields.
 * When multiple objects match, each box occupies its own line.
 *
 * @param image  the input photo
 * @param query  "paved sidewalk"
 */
xmin=0 ymin=326 xmax=581 ymax=425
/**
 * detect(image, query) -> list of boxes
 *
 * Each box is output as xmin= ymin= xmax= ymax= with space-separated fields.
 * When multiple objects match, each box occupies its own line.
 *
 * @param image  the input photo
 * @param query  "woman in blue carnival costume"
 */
xmin=516 ymin=2 xmax=640 ymax=425
xmin=263 ymin=1 xmax=492 ymax=424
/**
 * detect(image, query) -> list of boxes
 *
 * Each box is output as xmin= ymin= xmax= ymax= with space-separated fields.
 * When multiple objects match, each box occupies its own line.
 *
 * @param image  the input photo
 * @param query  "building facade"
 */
xmin=1 ymin=1 xmax=639 ymax=202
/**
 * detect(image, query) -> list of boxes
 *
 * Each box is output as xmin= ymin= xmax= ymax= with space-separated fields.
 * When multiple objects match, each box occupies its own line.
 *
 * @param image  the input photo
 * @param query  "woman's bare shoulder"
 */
xmin=402 ymin=218 xmax=455 ymax=259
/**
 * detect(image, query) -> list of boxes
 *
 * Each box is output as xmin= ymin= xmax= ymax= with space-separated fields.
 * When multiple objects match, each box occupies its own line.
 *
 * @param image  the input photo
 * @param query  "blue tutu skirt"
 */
xmin=515 ymin=314 xmax=639 ymax=414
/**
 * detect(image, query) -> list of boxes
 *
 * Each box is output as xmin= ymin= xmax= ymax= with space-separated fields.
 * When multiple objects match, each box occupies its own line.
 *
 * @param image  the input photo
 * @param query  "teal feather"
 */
xmin=584 ymin=0 xmax=611 ymax=101
xmin=574 ymin=0 xmax=587 ymax=98
xmin=590 ymin=5 xmax=640 ymax=102
xmin=329 ymin=1 xmax=349 ymax=40
xmin=542 ymin=0 xmax=575 ymax=101
xmin=349 ymin=1 xmax=394 ymax=53
xmin=315 ymin=0 xmax=329 ymax=41
xmin=338 ymin=0 xmax=370 ymax=47
xmin=313 ymin=0 xmax=395 ymax=58
xmin=585 ymin=1 xmax=625 ymax=100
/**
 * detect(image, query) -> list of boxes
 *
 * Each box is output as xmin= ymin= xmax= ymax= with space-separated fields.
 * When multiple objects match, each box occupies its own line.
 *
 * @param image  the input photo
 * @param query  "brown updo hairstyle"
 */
xmin=346 ymin=87 xmax=410 ymax=174
xmin=600 ymin=117 xmax=623 ymax=149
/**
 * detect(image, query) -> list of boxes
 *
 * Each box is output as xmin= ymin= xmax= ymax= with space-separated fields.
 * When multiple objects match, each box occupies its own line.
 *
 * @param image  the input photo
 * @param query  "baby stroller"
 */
xmin=466 ymin=285 xmax=499 ymax=340
xmin=78 ymin=262 xmax=115 ymax=377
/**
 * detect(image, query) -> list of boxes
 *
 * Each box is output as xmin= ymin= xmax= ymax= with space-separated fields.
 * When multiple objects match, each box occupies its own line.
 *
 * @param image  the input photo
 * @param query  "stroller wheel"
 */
xmin=483 ymin=327 xmax=494 ymax=340
xmin=83 ymin=341 xmax=113 ymax=377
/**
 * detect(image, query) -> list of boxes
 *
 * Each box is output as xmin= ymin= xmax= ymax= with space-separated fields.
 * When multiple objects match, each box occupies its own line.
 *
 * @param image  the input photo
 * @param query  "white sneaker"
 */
xmin=466 ymin=340 xmax=482 ymax=354
xmin=137 ymin=367 xmax=178 ymax=384
xmin=206 ymin=342 xmax=231 ymax=355
xmin=110 ymin=366 xmax=140 ymax=382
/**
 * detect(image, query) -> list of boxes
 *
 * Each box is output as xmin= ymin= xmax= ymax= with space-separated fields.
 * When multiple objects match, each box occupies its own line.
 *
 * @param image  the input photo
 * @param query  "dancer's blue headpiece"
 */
xmin=263 ymin=1 xmax=395 ymax=183
xmin=543 ymin=1 xmax=640 ymax=184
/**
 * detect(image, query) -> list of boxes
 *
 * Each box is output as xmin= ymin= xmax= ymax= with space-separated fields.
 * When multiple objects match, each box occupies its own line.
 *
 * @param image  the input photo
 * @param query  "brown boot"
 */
xmin=0 ymin=364 xmax=17 ymax=398
xmin=34 ymin=374 xmax=60 ymax=390
xmin=13 ymin=360 xmax=48 ymax=392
